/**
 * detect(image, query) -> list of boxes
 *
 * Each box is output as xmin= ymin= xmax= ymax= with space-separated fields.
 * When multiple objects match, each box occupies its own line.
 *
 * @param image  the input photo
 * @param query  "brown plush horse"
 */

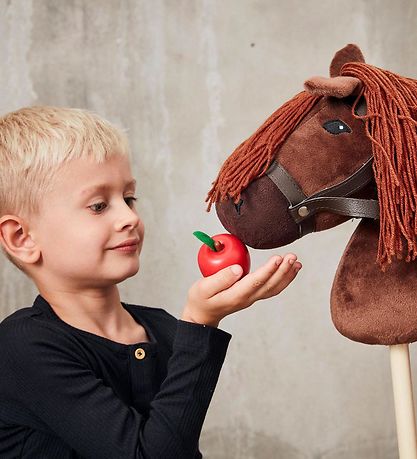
xmin=206 ymin=43 xmax=417 ymax=347
xmin=206 ymin=44 xmax=417 ymax=456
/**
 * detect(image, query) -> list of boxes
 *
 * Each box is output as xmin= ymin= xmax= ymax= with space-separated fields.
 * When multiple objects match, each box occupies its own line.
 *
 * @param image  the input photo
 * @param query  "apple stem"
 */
xmin=193 ymin=231 xmax=217 ymax=251
xmin=214 ymin=240 xmax=224 ymax=251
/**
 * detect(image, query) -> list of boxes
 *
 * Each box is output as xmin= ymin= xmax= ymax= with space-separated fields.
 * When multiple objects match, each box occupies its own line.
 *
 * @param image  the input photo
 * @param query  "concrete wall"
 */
xmin=1 ymin=1 xmax=417 ymax=457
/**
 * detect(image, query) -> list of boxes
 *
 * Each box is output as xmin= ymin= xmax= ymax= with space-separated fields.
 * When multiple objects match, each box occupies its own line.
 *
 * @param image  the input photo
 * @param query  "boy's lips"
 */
xmin=111 ymin=238 xmax=140 ymax=249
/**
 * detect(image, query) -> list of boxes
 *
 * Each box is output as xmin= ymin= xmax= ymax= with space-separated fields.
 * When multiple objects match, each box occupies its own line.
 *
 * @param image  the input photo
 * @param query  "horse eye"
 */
xmin=323 ymin=119 xmax=352 ymax=135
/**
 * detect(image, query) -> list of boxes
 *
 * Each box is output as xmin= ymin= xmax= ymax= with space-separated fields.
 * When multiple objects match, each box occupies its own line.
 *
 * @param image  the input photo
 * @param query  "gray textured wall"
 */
xmin=1 ymin=1 xmax=417 ymax=458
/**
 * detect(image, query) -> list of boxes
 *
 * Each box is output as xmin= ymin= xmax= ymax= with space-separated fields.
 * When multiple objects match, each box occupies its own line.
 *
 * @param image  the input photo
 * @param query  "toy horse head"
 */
xmin=206 ymin=44 xmax=417 ymax=345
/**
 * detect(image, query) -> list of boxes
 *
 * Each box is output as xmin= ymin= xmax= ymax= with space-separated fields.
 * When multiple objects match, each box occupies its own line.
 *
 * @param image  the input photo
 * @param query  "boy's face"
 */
xmin=28 ymin=154 xmax=144 ymax=289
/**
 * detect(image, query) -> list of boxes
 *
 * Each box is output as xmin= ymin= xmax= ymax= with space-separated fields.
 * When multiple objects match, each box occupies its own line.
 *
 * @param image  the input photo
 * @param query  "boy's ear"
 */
xmin=0 ymin=215 xmax=41 ymax=264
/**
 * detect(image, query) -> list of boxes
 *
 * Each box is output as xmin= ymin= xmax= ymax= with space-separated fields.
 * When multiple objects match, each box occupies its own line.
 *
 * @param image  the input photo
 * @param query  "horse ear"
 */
xmin=304 ymin=75 xmax=362 ymax=98
xmin=330 ymin=44 xmax=365 ymax=77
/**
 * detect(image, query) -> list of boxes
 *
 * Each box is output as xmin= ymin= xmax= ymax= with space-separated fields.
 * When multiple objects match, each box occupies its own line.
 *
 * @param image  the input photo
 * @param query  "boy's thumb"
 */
xmin=229 ymin=264 xmax=243 ymax=276
xmin=205 ymin=264 xmax=243 ymax=296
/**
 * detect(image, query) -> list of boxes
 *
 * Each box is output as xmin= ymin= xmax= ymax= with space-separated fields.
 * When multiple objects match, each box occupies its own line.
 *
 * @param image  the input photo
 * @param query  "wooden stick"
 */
xmin=390 ymin=344 xmax=417 ymax=459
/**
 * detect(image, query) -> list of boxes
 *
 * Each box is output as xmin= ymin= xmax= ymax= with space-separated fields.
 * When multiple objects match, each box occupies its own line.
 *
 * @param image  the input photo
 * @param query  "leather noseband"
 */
xmin=266 ymin=157 xmax=380 ymax=237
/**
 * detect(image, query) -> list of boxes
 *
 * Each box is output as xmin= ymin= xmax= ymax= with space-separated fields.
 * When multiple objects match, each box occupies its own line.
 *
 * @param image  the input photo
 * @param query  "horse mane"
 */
xmin=205 ymin=91 xmax=321 ymax=211
xmin=341 ymin=62 xmax=417 ymax=270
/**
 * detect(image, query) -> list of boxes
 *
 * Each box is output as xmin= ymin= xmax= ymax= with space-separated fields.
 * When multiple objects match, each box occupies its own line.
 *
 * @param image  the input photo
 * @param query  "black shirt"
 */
xmin=0 ymin=294 xmax=231 ymax=458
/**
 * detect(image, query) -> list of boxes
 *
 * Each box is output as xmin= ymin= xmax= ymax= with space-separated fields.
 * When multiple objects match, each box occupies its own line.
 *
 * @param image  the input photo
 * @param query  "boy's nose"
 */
xmin=116 ymin=206 xmax=140 ymax=231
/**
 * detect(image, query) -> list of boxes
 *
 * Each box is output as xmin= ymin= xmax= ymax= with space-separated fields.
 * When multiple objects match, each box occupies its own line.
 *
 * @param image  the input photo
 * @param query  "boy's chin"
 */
xmin=126 ymin=261 xmax=140 ymax=277
xmin=109 ymin=261 xmax=140 ymax=284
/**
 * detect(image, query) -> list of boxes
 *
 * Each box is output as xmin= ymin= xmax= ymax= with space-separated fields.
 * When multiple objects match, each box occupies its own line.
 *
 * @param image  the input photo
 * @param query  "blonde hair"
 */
xmin=0 ymin=105 xmax=131 ymax=273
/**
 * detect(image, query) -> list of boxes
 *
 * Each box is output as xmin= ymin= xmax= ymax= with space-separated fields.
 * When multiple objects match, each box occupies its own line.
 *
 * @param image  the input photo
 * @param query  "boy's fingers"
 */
xmin=278 ymin=254 xmax=297 ymax=273
xmin=200 ymin=264 xmax=243 ymax=298
xmin=213 ymin=255 xmax=285 ymax=304
xmin=259 ymin=256 xmax=301 ymax=298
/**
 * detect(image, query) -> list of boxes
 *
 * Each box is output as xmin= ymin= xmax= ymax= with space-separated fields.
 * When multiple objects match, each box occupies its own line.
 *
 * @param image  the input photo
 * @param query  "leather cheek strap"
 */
xmin=266 ymin=156 xmax=380 ymax=238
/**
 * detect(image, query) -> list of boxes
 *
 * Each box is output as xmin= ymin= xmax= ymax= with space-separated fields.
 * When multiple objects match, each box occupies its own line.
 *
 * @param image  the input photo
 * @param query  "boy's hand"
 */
xmin=181 ymin=254 xmax=301 ymax=327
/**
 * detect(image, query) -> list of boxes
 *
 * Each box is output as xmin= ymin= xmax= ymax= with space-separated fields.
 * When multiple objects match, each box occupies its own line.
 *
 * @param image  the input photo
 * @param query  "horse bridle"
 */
xmin=266 ymin=156 xmax=380 ymax=237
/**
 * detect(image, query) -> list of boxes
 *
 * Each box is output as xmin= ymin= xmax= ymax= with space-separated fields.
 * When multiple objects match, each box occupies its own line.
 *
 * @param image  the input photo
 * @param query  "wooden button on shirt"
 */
xmin=135 ymin=347 xmax=146 ymax=360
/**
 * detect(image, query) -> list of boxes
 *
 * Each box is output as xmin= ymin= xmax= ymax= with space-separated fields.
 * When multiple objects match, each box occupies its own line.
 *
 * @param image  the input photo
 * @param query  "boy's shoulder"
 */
xmin=1 ymin=305 xmax=39 ymax=325
xmin=0 ymin=304 xmax=84 ymax=373
xmin=0 ymin=303 xmax=69 ymax=345
xmin=0 ymin=305 xmax=43 ymax=337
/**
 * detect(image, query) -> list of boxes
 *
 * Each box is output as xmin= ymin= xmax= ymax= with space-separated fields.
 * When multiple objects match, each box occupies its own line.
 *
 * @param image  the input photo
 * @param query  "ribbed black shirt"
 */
xmin=0 ymin=294 xmax=231 ymax=458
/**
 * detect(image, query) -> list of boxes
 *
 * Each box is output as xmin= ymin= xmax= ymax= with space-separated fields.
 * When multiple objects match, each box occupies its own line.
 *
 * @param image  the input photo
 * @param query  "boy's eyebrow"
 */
xmin=80 ymin=179 xmax=136 ymax=196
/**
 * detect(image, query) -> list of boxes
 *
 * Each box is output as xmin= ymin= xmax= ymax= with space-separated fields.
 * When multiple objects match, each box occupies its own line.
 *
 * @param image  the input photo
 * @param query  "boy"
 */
xmin=0 ymin=106 xmax=302 ymax=458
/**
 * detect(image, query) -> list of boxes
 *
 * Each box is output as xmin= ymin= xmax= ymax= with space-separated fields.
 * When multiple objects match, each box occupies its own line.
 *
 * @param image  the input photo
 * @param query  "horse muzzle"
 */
xmin=215 ymin=174 xmax=300 ymax=249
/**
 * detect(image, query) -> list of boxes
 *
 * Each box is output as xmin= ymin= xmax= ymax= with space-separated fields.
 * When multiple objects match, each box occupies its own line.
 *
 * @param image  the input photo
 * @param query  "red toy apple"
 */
xmin=193 ymin=231 xmax=251 ymax=277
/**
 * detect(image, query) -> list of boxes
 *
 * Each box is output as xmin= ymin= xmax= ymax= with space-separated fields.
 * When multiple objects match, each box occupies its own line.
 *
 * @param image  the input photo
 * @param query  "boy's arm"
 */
xmin=141 ymin=320 xmax=230 ymax=456
xmin=1 ymin=318 xmax=230 ymax=459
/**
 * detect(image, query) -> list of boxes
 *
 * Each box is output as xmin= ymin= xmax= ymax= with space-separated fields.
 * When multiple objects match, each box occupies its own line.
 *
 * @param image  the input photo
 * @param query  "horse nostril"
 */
xmin=234 ymin=199 xmax=243 ymax=215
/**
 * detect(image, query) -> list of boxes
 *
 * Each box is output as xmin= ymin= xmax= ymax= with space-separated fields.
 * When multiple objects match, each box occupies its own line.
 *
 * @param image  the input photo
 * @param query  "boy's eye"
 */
xmin=125 ymin=196 xmax=138 ymax=207
xmin=90 ymin=202 xmax=107 ymax=213
xmin=89 ymin=197 xmax=137 ymax=214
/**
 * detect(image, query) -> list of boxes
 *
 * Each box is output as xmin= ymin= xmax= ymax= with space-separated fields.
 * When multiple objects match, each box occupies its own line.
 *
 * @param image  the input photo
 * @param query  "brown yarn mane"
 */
xmin=342 ymin=62 xmax=417 ymax=270
xmin=205 ymin=91 xmax=321 ymax=212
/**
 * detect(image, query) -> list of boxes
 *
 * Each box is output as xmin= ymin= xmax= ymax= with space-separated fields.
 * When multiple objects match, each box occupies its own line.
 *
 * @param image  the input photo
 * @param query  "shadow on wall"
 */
xmin=201 ymin=428 xmax=398 ymax=459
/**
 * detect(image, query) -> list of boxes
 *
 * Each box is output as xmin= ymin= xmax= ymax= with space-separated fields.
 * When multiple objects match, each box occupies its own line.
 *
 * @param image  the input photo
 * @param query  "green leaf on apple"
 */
xmin=193 ymin=231 xmax=217 ymax=251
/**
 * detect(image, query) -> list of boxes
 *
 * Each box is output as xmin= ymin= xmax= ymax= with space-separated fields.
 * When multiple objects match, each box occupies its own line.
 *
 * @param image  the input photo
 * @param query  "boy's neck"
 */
xmin=36 ymin=285 xmax=149 ymax=344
